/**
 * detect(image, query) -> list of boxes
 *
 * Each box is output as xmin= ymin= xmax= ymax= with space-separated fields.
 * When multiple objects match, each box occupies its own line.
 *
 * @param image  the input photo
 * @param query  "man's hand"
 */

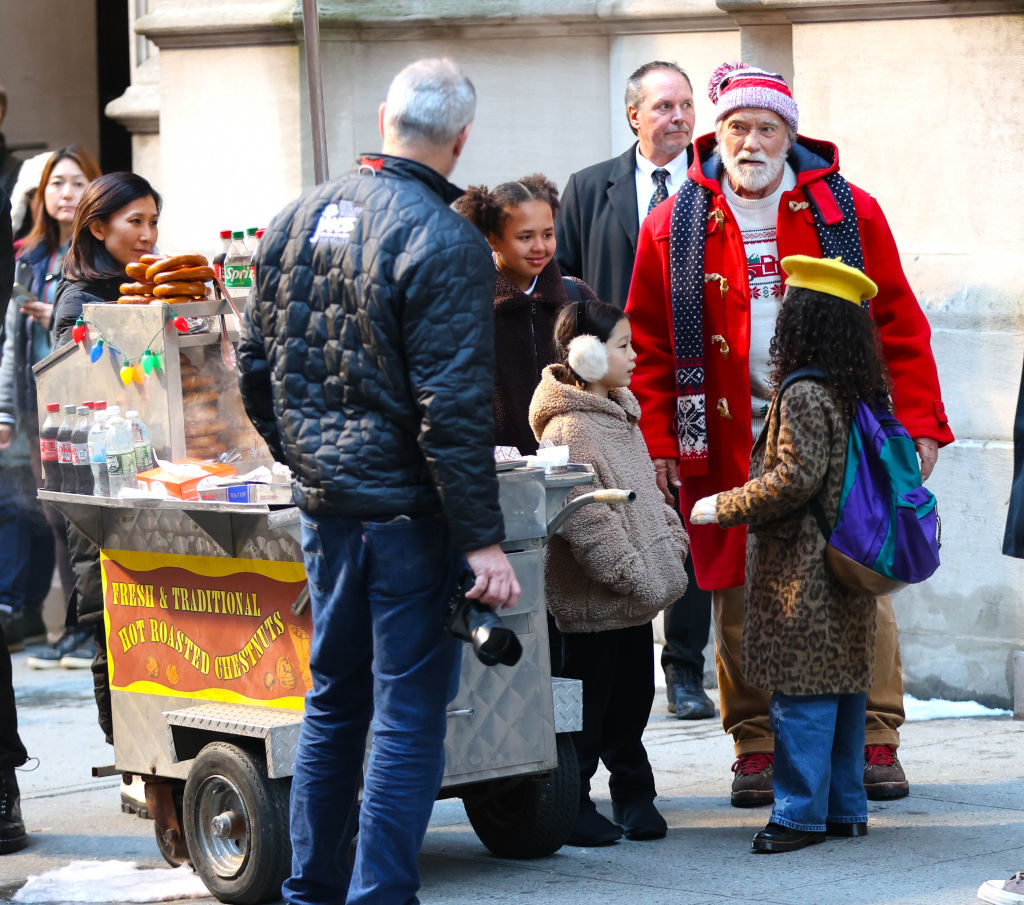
xmin=20 ymin=300 xmax=52 ymax=329
xmin=652 ymin=457 xmax=681 ymax=506
xmin=0 ymin=425 xmax=10 ymax=450
xmin=913 ymin=437 xmax=939 ymax=481
xmin=690 ymin=494 xmax=719 ymax=525
xmin=464 ymin=544 xmax=521 ymax=610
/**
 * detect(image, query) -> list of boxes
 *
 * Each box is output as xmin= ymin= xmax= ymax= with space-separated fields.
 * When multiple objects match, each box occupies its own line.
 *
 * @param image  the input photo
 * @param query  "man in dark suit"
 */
xmin=556 ymin=61 xmax=715 ymax=721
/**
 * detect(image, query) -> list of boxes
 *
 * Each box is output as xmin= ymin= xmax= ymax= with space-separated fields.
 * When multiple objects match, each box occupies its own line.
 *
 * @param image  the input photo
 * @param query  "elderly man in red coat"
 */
xmin=625 ymin=62 xmax=954 ymax=808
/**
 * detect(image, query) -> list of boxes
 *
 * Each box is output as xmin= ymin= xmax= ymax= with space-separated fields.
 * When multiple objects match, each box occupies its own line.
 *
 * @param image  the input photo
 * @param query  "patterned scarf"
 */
xmin=668 ymin=166 xmax=862 ymax=472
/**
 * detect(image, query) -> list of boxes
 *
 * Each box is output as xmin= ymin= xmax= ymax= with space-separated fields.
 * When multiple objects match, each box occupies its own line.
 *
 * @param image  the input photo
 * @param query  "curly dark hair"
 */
xmin=769 ymin=286 xmax=891 ymax=419
xmin=454 ymin=173 xmax=560 ymax=238
xmin=552 ymin=298 xmax=625 ymax=384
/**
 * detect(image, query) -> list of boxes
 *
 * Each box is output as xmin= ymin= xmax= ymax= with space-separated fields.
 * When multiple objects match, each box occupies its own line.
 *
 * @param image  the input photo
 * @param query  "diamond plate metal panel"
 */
xmin=552 ymin=677 xmax=583 ymax=733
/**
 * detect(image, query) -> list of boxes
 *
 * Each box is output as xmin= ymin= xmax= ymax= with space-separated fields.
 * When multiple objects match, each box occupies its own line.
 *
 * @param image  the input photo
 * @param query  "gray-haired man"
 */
xmin=239 ymin=58 xmax=519 ymax=905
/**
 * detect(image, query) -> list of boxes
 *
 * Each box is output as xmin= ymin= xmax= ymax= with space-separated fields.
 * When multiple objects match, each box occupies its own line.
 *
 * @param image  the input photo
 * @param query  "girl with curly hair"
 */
xmin=455 ymin=174 xmax=595 ymax=454
xmin=690 ymin=256 xmax=890 ymax=854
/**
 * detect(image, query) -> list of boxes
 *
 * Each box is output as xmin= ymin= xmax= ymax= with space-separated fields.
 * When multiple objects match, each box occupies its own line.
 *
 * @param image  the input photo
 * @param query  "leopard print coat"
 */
xmin=715 ymin=379 xmax=876 ymax=695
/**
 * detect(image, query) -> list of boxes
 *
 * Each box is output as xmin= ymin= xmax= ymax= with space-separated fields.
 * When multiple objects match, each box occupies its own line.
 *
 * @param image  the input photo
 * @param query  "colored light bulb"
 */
xmin=90 ymin=340 xmax=104 ymax=363
xmin=133 ymin=363 xmax=146 ymax=384
xmin=72 ymin=323 xmax=87 ymax=344
xmin=120 ymin=363 xmax=134 ymax=386
xmin=173 ymin=315 xmax=189 ymax=332
xmin=141 ymin=350 xmax=155 ymax=374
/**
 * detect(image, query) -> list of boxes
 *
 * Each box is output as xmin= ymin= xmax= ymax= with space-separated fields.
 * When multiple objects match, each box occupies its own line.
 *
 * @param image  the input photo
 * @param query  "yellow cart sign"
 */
xmin=102 ymin=549 xmax=312 ymax=710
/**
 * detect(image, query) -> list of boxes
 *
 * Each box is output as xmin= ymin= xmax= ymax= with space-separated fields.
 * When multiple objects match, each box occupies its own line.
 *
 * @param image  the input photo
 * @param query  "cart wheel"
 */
xmin=463 ymin=732 xmax=579 ymax=859
xmin=183 ymin=742 xmax=291 ymax=905
xmin=154 ymin=781 xmax=190 ymax=867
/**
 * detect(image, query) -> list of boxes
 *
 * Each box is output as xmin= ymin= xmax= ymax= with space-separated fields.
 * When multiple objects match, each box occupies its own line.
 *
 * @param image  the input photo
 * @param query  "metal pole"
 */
xmin=301 ymin=0 xmax=330 ymax=184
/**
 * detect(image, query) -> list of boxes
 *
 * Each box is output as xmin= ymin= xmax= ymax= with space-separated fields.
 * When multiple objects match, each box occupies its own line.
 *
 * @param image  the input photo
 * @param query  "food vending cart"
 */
xmin=35 ymin=300 xmax=609 ymax=905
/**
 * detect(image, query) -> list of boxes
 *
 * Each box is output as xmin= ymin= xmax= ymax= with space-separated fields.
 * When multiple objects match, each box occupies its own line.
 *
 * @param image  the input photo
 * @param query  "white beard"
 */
xmin=721 ymin=145 xmax=787 ymax=194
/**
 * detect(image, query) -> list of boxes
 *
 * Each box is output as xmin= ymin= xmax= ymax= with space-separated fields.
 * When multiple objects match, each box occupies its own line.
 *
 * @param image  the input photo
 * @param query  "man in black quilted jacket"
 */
xmin=238 ymin=58 xmax=520 ymax=905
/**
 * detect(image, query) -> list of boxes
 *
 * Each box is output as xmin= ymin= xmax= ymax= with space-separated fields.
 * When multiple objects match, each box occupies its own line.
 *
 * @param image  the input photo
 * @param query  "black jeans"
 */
xmin=561 ymin=622 xmax=657 ymax=805
xmin=661 ymin=553 xmax=712 ymax=678
xmin=0 ymin=620 xmax=27 ymax=770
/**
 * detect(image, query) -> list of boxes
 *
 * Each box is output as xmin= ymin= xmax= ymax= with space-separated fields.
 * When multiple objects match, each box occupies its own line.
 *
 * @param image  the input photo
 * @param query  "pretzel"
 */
xmin=154 ymin=265 xmax=214 ymax=284
xmin=185 ymin=419 xmax=227 ymax=438
xmin=139 ymin=253 xmax=164 ymax=266
xmin=181 ymin=374 xmax=216 ymax=392
xmin=183 ymin=388 xmax=219 ymax=406
xmin=118 ymin=295 xmax=151 ymax=305
xmin=146 ymin=254 xmax=208 ymax=282
xmin=120 ymin=281 xmax=156 ymax=296
xmin=153 ymin=282 xmax=208 ymax=299
xmin=125 ymin=262 xmax=150 ymax=281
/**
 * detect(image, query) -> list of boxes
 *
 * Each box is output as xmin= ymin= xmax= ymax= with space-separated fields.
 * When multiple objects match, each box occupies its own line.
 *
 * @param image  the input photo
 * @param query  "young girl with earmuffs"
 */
xmin=527 ymin=298 xmax=689 ymax=847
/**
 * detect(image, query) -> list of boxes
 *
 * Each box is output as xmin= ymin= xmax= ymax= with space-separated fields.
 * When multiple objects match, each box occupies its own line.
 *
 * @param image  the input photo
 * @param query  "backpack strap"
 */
xmin=776 ymin=365 xmax=832 ymax=541
xmin=561 ymin=276 xmax=581 ymax=303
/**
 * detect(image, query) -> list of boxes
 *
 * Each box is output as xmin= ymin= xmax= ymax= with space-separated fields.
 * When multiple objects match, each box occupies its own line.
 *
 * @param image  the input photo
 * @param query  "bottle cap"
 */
xmin=46 ymin=402 xmax=59 ymax=412
xmin=220 ymin=230 xmax=233 ymax=239
xmin=246 ymin=227 xmax=258 ymax=236
xmin=256 ymin=228 xmax=265 ymax=239
xmin=107 ymin=405 xmax=121 ymax=416
xmin=82 ymin=401 xmax=94 ymax=410
xmin=76 ymin=406 xmax=90 ymax=416
xmin=126 ymin=410 xmax=138 ymax=419
xmin=94 ymin=401 xmax=107 ymax=411
xmin=232 ymin=231 xmax=244 ymax=239
xmin=63 ymin=404 xmax=76 ymax=414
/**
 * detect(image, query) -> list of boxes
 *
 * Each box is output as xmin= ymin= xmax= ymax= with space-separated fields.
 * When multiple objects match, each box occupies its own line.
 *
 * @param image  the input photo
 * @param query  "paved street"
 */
xmin=3 ymin=648 xmax=1024 ymax=905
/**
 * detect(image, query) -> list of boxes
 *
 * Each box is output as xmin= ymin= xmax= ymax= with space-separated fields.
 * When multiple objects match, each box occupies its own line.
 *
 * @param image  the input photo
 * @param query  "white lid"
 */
xmin=126 ymin=410 xmax=138 ymax=418
xmin=107 ymin=405 xmax=120 ymax=416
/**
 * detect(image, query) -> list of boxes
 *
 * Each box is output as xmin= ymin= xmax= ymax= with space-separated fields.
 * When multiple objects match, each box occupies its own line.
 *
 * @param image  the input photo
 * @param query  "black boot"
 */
xmin=0 ymin=768 xmax=27 ymax=854
xmin=665 ymin=666 xmax=715 ymax=720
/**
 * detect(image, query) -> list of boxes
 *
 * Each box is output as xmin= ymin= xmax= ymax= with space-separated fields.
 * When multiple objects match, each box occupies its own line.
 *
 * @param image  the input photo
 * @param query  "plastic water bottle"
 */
xmin=88 ymin=403 xmax=109 ymax=497
xmin=71 ymin=405 xmax=93 ymax=495
xmin=224 ymin=230 xmax=252 ymax=297
xmin=40 ymin=402 xmax=61 ymax=491
xmin=56 ymin=404 xmax=78 ymax=493
xmin=106 ymin=410 xmax=137 ymax=496
xmin=126 ymin=410 xmax=155 ymax=473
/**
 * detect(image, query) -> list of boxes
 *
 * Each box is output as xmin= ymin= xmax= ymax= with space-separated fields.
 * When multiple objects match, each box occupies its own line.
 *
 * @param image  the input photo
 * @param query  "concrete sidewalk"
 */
xmin=3 ymin=649 xmax=1023 ymax=905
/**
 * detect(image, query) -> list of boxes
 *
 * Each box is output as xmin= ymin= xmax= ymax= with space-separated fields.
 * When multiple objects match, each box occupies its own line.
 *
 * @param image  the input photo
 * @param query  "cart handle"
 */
xmin=546 ymin=489 xmax=636 ymax=538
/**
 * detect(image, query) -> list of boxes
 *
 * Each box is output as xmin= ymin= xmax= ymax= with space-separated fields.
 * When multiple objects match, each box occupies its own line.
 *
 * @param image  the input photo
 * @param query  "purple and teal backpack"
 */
xmin=780 ymin=367 xmax=941 ymax=595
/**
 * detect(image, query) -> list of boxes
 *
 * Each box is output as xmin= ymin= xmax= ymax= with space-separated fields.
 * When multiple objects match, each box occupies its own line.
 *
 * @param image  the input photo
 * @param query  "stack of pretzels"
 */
xmin=119 ymin=253 xmax=215 ymax=305
xmin=180 ymin=352 xmax=228 ymax=459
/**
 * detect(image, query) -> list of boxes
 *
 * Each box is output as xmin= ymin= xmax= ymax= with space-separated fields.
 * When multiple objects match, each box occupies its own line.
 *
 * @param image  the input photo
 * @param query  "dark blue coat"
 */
xmin=238 ymin=154 xmax=504 ymax=553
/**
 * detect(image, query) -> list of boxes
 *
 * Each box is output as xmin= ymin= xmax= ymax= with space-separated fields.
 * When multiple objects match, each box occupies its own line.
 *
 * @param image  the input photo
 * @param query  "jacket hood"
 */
xmin=493 ymin=257 xmax=567 ymax=313
xmin=529 ymin=363 xmax=641 ymax=439
xmin=356 ymin=153 xmax=465 ymax=206
xmin=688 ymin=132 xmax=840 ymax=195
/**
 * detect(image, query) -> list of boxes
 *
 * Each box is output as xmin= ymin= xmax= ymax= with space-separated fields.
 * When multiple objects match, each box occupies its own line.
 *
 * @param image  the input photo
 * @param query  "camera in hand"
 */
xmin=445 ymin=570 xmax=522 ymax=667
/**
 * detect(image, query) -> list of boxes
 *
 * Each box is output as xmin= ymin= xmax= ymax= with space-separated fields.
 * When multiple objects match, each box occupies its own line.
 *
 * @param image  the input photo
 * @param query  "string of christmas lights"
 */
xmin=70 ymin=310 xmax=196 ymax=386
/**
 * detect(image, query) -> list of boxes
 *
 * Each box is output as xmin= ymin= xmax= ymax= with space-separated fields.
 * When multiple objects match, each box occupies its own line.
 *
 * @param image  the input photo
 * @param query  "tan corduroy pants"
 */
xmin=713 ymin=586 xmax=905 ymax=755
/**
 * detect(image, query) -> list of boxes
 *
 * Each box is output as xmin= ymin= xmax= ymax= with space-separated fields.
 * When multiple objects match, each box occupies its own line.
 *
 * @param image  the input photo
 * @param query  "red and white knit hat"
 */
xmin=708 ymin=62 xmax=799 ymax=134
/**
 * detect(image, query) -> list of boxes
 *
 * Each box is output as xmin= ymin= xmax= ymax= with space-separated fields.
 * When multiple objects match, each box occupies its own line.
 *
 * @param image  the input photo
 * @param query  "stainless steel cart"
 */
xmin=42 ymin=463 xmax=599 ymax=905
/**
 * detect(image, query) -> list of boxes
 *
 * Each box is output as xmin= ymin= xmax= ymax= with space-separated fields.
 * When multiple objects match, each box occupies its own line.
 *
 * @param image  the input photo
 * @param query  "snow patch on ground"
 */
xmin=13 ymin=860 xmax=209 ymax=903
xmin=903 ymin=694 xmax=1010 ymax=721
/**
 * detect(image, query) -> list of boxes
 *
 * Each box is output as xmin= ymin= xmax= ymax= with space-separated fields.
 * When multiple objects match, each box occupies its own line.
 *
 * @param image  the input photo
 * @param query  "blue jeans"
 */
xmin=282 ymin=513 xmax=463 ymax=905
xmin=769 ymin=691 xmax=867 ymax=832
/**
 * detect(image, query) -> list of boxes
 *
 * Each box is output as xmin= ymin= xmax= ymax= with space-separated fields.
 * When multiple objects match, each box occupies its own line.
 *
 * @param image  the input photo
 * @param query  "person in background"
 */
xmin=49 ymin=172 xmax=161 ymax=748
xmin=238 ymin=59 xmax=519 ymax=905
xmin=976 ymin=347 xmax=1024 ymax=902
xmin=0 ymin=185 xmax=28 ymax=853
xmin=557 ymin=59 xmax=715 ymax=722
xmin=626 ymin=61 xmax=953 ymax=808
xmin=455 ymin=173 xmax=596 ymax=456
xmin=529 ymin=298 xmax=689 ymax=846
xmin=691 ymin=256 xmax=887 ymax=853
xmin=0 ymin=146 xmax=100 ymax=659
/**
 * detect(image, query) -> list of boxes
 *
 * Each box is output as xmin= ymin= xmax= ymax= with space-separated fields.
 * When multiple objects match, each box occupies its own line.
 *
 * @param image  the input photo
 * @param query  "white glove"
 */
xmin=690 ymin=494 xmax=720 ymax=525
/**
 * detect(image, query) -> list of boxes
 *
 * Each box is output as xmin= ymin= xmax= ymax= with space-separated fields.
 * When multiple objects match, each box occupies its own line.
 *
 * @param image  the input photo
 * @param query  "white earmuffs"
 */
xmin=567 ymin=334 xmax=609 ymax=383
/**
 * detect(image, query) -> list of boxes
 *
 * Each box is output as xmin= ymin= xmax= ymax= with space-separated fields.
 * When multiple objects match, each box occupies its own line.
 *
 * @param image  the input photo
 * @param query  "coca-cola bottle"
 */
xmin=71 ymin=405 xmax=94 ymax=495
xmin=56 ymin=404 xmax=78 ymax=494
xmin=40 ymin=402 xmax=61 ymax=491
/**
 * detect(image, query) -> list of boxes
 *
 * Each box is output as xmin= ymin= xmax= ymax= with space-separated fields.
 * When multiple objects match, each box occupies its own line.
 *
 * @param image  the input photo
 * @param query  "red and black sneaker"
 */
xmin=731 ymin=752 xmax=774 ymax=808
xmin=864 ymin=744 xmax=909 ymax=800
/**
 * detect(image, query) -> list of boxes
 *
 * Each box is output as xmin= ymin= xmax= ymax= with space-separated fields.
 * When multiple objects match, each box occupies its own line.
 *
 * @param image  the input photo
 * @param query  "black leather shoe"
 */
xmin=665 ymin=667 xmax=715 ymax=720
xmin=751 ymin=821 xmax=826 ymax=854
xmin=0 ymin=769 xmax=27 ymax=854
xmin=566 ymin=800 xmax=622 ymax=847
xmin=826 ymin=821 xmax=868 ymax=837
xmin=613 ymin=799 xmax=667 ymax=841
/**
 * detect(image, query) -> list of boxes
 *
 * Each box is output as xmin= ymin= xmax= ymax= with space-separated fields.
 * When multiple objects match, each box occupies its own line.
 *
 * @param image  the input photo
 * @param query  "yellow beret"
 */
xmin=781 ymin=255 xmax=878 ymax=305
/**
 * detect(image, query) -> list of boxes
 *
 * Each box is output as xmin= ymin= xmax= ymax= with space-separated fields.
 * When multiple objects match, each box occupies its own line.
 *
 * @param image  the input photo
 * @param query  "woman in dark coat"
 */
xmin=1005 ymin=352 xmax=1024 ymax=558
xmin=455 ymin=174 xmax=596 ymax=454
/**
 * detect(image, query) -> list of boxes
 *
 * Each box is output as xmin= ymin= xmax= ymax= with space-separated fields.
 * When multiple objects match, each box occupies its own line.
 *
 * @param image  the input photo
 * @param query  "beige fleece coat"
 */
xmin=528 ymin=364 xmax=689 ymax=633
